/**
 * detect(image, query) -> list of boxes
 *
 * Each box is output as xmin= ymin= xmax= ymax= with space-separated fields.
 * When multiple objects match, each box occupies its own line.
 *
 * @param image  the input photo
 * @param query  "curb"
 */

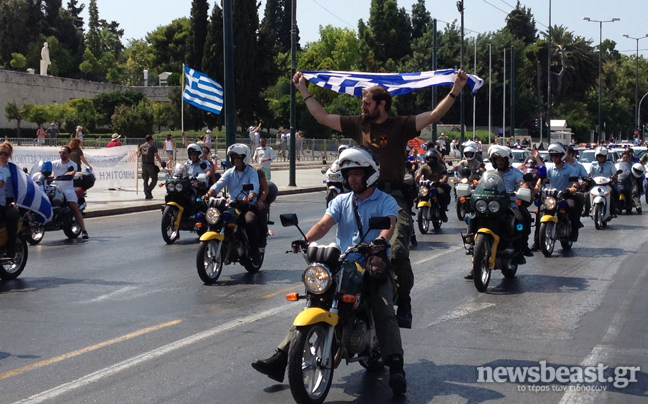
xmin=84 ymin=186 xmax=324 ymax=218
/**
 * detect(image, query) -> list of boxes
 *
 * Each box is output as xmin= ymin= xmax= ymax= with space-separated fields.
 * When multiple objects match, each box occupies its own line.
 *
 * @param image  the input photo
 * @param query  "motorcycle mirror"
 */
xmin=368 ymin=216 xmax=391 ymax=230
xmin=200 ymin=162 xmax=207 ymax=169
xmin=242 ymin=183 xmax=253 ymax=191
xmin=522 ymin=173 xmax=534 ymax=183
xmin=280 ymin=213 xmax=298 ymax=227
xmin=321 ymin=166 xmax=327 ymax=174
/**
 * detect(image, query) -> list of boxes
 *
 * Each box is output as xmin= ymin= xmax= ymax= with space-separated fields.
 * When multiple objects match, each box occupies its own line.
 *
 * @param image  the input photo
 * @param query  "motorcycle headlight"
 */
xmin=419 ymin=186 xmax=429 ymax=197
xmin=545 ymin=196 xmax=557 ymax=210
xmin=303 ymin=264 xmax=332 ymax=294
xmin=166 ymin=183 xmax=175 ymax=192
xmin=488 ymin=200 xmax=501 ymax=213
xmin=175 ymin=183 xmax=184 ymax=192
xmin=205 ymin=208 xmax=220 ymax=224
xmin=475 ymin=199 xmax=488 ymax=212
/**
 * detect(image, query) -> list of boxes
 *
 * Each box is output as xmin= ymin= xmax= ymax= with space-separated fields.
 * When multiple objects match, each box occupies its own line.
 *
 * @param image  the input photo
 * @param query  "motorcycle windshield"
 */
xmin=172 ymin=163 xmax=187 ymax=179
xmin=473 ymin=171 xmax=507 ymax=196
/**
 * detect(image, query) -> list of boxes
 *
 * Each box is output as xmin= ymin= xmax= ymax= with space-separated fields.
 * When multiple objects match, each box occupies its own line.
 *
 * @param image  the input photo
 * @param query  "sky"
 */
xmin=84 ymin=0 xmax=648 ymax=59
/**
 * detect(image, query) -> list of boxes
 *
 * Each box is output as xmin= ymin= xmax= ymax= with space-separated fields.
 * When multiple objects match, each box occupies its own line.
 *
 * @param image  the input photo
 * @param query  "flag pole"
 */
xmin=181 ymin=64 xmax=185 ymax=132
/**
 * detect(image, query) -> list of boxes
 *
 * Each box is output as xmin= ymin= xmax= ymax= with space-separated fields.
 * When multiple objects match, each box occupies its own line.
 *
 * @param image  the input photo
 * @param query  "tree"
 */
xmin=64 ymin=98 xmax=97 ymax=133
xmin=4 ymin=102 xmax=23 ymax=137
xmin=10 ymin=52 xmax=26 ymax=69
xmin=145 ymin=18 xmax=190 ymax=74
xmin=202 ymin=1 xmax=224 ymax=128
xmin=86 ymin=0 xmax=101 ymax=58
xmin=67 ymin=0 xmax=85 ymax=31
xmin=0 ymin=0 xmax=30 ymax=67
xmin=111 ymin=99 xmax=154 ymax=137
xmin=21 ymin=103 xmax=51 ymax=127
xmin=92 ymin=90 xmax=145 ymax=128
xmin=505 ymin=1 xmax=537 ymax=46
xmin=358 ymin=0 xmax=412 ymax=70
xmin=410 ymin=0 xmax=430 ymax=42
xmin=185 ymin=0 xmax=209 ymax=69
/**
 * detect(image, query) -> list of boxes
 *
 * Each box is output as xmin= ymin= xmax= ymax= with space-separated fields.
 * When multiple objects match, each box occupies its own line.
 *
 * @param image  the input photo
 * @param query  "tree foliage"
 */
xmin=111 ymin=99 xmax=154 ymax=137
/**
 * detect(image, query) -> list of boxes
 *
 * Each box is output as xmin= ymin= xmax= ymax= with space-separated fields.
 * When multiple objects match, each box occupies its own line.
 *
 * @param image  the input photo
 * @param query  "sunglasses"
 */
xmin=0 ymin=151 xmax=9 ymax=156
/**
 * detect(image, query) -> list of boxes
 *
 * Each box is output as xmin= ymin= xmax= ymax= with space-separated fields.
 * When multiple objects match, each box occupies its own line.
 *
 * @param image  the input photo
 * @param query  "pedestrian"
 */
xmin=106 ymin=133 xmax=122 ymax=148
xmin=204 ymin=129 xmax=212 ymax=148
xmin=36 ymin=124 xmax=46 ymax=145
xmin=68 ymin=138 xmax=93 ymax=171
xmin=53 ymin=146 xmax=89 ymax=239
xmin=249 ymin=123 xmax=261 ymax=149
xmin=296 ymin=130 xmax=305 ymax=161
xmin=281 ymin=130 xmax=289 ymax=161
xmin=47 ymin=122 xmax=59 ymax=139
xmin=253 ymin=137 xmax=276 ymax=180
xmin=74 ymin=126 xmax=84 ymax=147
xmin=137 ymin=134 xmax=163 ymax=199
xmin=292 ymin=68 xmax=468 ymax=329
xmin=438 ymin=133 xmax=447 ymax=157
xmin=163 ymin=133 xmax=175 ymax=167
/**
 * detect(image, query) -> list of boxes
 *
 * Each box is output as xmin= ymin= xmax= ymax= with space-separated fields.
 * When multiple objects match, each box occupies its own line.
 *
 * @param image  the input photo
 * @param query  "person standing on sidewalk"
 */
xmin=253 ymin=137 xmax=275 ymax=180
xmin=292 ymin=69 xmax=468 ymax=329
xmin=137 ymin=134 xmax=163 ymax=200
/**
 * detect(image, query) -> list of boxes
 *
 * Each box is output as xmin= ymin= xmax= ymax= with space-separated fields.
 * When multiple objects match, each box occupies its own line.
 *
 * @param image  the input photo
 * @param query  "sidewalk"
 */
xmin=84 ymin=165 xmax=327 ymax=218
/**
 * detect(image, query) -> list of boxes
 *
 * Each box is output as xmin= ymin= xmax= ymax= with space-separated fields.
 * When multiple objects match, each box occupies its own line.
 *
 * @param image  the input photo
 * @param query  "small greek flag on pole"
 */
xmin=301 ymin=69 xmax=484 ymax=97
xmin=182 ymin=66 xmax=224 ymax=115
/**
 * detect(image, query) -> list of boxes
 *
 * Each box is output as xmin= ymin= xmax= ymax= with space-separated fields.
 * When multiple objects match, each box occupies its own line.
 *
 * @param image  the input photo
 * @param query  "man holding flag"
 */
xmin=292 ymin=68 xmax=469 ymax=329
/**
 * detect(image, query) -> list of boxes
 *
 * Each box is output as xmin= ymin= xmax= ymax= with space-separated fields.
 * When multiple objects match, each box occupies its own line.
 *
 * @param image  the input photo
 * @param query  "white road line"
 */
xmin=413 ymin=245 xmax=462 ymax=265
xmin=425 ymin=302 xmax=496 ymax=328
xmin=85 ymin=286 xmax=138 ymax=303
xmin=12 ymin=305 xmax=289 ymax=404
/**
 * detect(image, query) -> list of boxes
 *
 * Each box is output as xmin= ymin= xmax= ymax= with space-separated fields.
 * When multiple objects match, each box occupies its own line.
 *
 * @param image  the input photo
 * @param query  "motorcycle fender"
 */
xmin=619 ymin=194 xmax=626 ymax=201
xmin=540 ymin=215 xmax=558 ymax=223
xmin=592 ymin=196 xmax=606 ymax=205
xmin=165 ymin=202 xmax=184 ymax=229
xmin=199 ymin=231 xmax=224 ymax=242
xmin=293 ymin=308 xmax=339 ymax=327
xmin=417 ymin=201 xmax=432 ymax=208
xmin=476 ymin=228 xmax=500 ymax=269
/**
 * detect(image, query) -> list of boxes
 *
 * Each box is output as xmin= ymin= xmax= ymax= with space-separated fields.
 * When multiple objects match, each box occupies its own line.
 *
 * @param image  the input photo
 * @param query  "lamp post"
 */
xmin=583 ymin=17 xmax=620 ymax=142
xmin=456 ymin=0 xmax=465 ymax=149
xmin=622 ymin=33 xmax=648 ymax=133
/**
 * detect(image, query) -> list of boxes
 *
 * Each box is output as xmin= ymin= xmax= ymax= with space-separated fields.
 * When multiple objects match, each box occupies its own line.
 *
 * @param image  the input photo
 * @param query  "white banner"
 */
xmin=12 ymin=146 xmax=139 ymax=190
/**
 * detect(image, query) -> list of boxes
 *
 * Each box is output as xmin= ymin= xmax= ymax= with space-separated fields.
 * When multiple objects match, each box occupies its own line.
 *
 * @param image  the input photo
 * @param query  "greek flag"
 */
xmin=8 ymin=162 xmax=52 ymax=224
xmin=183 ymin=66 xmax=223 ymax=115
xmin=301 ymin=69 xmax=484 ymax=97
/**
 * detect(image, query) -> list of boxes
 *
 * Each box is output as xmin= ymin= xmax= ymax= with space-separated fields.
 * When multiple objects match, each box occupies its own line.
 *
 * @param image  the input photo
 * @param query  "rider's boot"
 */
xmin=388 ymin=354 xmax=407 ymax=395
xmin=464 ymin=269 xmax=474 ymax=279
xmin=396 ymin=295 xmax=412 ymax=329
xmin=251 ymin=349 xmax=287 ymax=383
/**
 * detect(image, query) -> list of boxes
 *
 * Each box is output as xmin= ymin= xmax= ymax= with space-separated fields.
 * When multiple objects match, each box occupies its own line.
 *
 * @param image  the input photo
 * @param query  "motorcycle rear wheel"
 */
xmin=242 ymin=248 xmax=264 ymax=273
xmin=26 ymin=225 xmax=45 ymax=245
xmin=161 ymin=206 xmax=180 ymax=244
xmin=539 ymin=222 xmax=555 ymax=257
xmin=0 ymin=235 xmax=28 ymax=280
xmin=456 ymin=202 xmax=466 ymax=221
xmin=196 ymin=240 xmax=224 ymax=284
xmin=417 ymin=207 xmax=429 ymax=234
xmin=288 ymin=324 xmax=334 ymax=404
xmin=63 ymin=217 xmax=82 ymax=239
xmin=472 ymin=233 xmax=491 ymax=292
xmin=431 ymin=205 xmax=442 ymax=230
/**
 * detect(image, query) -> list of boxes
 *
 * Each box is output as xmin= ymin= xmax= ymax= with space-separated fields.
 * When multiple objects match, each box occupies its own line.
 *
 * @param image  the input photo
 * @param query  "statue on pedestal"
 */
xmin=40 ymin=42 xmax=51 ymax=76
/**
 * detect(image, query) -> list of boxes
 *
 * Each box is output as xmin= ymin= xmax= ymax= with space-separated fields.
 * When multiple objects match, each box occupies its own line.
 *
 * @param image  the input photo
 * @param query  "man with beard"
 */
xmin=292 ymin=69 xmax=468 ymax=328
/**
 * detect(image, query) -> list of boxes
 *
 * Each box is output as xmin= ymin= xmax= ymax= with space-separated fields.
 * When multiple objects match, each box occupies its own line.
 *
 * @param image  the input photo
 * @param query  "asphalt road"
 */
xmin=1 ymin=191 xmax=647 ymax=404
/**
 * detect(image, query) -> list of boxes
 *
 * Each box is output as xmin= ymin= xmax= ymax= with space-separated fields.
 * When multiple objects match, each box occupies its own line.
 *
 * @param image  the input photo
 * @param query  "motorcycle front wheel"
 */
xmin=431 ymin=205 xmax=442 ymax=230
xmin=196 ymin=240 xmax=224 ymax=284
xmin=456 ymin=201 xmax=466 ymax=221
xmin=417 ymin=206 xmax=429 ymax=234
xmin=63 ymin=216 xmax=82 ymax=239
xmin=161 ymin=206 xmax=180 ymax=244
xmin=26 ymin=225 xmax=45 ymax=245
xmin=472 ymin=233 xmax=491 ymax=292
xmin=539 ymin=222 xmax=555 ymax=257
xmin=288 ymin=324 xmax=334 ymax=404
xmin=0 ymin=235 xmax=28 ymax=280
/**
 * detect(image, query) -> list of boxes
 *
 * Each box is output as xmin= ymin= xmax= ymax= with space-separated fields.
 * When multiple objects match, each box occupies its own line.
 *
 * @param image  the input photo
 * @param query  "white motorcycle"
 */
xmin=586 ymin=173 xmax=620 ymax=230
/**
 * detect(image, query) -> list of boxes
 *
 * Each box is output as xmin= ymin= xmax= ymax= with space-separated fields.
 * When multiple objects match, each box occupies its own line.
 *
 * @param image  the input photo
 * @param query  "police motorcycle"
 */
xmin=279 ymin=213 xmax=391 ymax=404
xmin=196 ymin=183 xmax=276 ymax=284
xmin=583 ymin=170 xmax=622 ymax=229
xmin=161 ymin=162 xmax=209 ymax=244
xmin=459 ymin=171 xmax=532 ymax=292
xmin=451 ymin=166 xmax=480 ymax=221
xmin=616 ymin=163 xmax=643 ymax=215
xmin=0 ymin=210 xmax=29 ymax=280
xmin=26 ymin=161 xmax=93 ymax=243
xmin=537 ymin=185 xmax=575 ymax=257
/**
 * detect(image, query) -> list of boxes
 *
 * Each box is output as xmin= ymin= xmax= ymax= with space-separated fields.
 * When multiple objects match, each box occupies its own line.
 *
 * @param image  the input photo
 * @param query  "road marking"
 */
xmin=262 ymin=285 xmax=301 ymax=299
xmin=85 ymin=286 xmax=138 ymax=303
xmin=413 ymin=245 xmax=462 ymax=265
xmin=0 ymin=319 xmax=182 ymax=381
xmin=425 ymin=302 xmax=496 ymax=328
xmin=11 ymin=305 xmax=288 ymax=404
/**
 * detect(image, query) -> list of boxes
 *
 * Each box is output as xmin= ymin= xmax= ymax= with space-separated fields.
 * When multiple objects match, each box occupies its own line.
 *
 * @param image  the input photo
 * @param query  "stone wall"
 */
xmin=0 ymin=69 xmax=172 ymax=129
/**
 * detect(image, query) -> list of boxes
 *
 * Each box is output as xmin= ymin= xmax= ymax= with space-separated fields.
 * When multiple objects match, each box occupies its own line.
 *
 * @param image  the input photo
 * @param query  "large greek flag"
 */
xmin=8 ymin=162 xmax=52 ymax=224
xmin=183 ymin=66 xmax=223 ymax=115
xmin=301 ymin=69 xmax=484 ymax=97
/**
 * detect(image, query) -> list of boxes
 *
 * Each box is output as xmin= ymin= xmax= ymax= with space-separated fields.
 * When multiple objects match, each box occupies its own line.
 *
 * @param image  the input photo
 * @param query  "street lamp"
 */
xmin=583 ymin=17 xmax=620 ymax=141
xmin=622 ymin=33 xmax=648 ymax=134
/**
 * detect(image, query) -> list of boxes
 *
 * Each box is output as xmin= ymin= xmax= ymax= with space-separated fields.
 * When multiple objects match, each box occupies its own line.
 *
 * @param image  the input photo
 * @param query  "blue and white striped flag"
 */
xmin=301 ymin=69 xmax=484 ymax=97
xmin=183 ymin=66 xmax=223 ymax=115
xmin=8 ymin=162 xmax=52 ymax=224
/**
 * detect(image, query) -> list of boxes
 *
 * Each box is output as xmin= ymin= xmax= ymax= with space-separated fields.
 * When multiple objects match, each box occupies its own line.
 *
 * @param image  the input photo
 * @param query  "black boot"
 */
xmin=388 ymin=354 xmax=407 ymax=395
xmin=396 ymin=296 xmax=412 ymax=329
xmin=251 ymin=349 xmax=287 ymax=383
xmin=464 ymin=269 xmax=474 ymax=280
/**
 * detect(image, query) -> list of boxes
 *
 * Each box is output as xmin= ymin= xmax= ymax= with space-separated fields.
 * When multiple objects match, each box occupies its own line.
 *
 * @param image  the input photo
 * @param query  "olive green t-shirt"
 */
xmin=340 ymin=115 xmax=419 ymax=184
xmin=417 ymin=161 xmax=448 ymax=182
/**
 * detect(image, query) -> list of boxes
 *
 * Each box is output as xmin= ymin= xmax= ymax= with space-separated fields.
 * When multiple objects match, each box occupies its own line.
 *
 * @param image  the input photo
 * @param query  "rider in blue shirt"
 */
xmin=588 ymin=146 xmax=619 ymax=216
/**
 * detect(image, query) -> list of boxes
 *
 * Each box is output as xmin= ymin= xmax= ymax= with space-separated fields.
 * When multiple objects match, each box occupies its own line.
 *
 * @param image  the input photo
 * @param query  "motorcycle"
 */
xmin=537 ymin=187 xmax=574 ymax=257
xmin=279 ymin=212 xmax=391 ymax=404
xmin=460 ymin=171 xmax=532 ymax=292
xmin=616 ymin=168 xmax=635 ymax=215
xmin=322 ymin=165 xmax=345 ymax=207
xmin=24 ymin=171 xmax=93 ymax=244
xmin=584 ymin=173 xmax=619 ymax=230
xmin=161 ymin=163 xmax=209 ymax=244
xmin=416 ymin=179 xmax=443 ymax=233
xmin=451 ymin=166 xmax=480 ymax=221
xmin=196 ymin=184 xmax=264 ymax=283
xmin=0 ymin=209 xmax=29 ymax=280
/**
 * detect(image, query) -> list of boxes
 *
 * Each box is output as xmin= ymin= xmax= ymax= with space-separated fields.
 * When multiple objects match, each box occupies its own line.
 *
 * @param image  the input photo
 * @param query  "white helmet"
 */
xmin=463 ymin=145 xmax=477 ymax=160
xmin=462 ymin=140 xmax=477 ymax=149
xmin=187 ymin=143 xmax=202 ymax=156
xmin=548 ymin=142 xmax=567 ymax=162
xmin=227 ymin=143 xmax=251 ymax=165
xmin=338 ymin=146 xmax=380 ymax=190
xmin=488 ymin=145 xmax=512 ymax=169
xmin=594 ymin=146 xmax=608 ymax=157
xmin=631 ymin=162 xmax=645 ymax=178
xmin=338 ymin=144 xmax=349 ymax=155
